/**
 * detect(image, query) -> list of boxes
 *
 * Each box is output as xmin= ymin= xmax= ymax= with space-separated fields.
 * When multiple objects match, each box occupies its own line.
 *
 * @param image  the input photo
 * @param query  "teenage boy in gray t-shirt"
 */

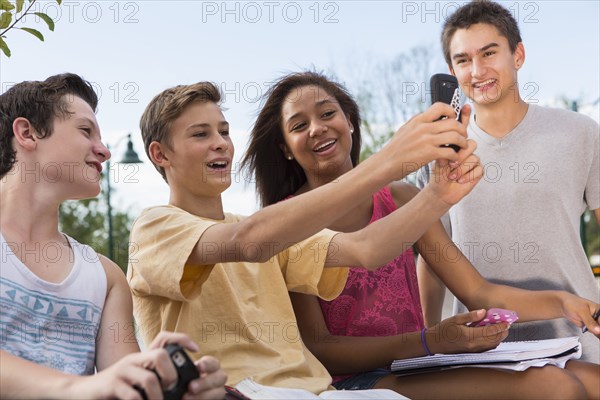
xmin=417 ymin=0 xmax=600 ymax=363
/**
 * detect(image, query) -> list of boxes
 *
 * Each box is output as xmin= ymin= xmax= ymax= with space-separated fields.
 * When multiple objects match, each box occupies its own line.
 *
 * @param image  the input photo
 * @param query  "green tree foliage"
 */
xmin=582 ymin=210 xmax=600 ymax=262
xmin=59 ymin=198 xmax=134 ymax=273
xmin=0 ymin=0 xmax=61 ymax=57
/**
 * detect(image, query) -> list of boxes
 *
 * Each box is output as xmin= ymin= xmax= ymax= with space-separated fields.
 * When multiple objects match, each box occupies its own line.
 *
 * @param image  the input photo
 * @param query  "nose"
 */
xmin=96 ymin=141 xmax=111 ymax=162
xmin=309 ymin=120 xmax=327 ymax=138
xmin=471 ymin=57 xmax=486 ymax=79
xmin=211 ymin=133 xmax=230 ymax=152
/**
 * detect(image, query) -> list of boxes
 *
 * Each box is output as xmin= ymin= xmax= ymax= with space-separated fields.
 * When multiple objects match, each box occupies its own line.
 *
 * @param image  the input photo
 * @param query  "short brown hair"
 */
xmin=442 ymin=0 xmax=522 ymax=66
xmin=139 ymin=82 xmax=221 ymax=182
xmin=241 ymin=71 xmax=361 ymax=207
xmin=0 ymin=73 xmax=98 ymax=178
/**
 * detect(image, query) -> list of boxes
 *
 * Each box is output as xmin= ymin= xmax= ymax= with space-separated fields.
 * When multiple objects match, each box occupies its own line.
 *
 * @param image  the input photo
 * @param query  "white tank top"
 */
xmin=1 ymin=233 xmax=107 ymax=375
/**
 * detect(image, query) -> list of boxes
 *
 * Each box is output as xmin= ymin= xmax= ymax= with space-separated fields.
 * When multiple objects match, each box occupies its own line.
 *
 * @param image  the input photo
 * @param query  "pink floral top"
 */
xmin=318 ymin=186 xmax=425 ymax=380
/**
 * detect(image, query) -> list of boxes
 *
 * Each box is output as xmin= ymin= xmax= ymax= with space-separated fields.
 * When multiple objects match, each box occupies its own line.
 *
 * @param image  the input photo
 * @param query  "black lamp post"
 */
xmin=105 ymin=133 xmax=142 ymax=260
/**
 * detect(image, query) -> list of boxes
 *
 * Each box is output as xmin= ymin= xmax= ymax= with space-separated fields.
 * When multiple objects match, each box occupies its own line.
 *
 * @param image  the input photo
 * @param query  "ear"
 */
xmin=148 ymin=141 xmax=170 ymax=167
xmin=343 ymin=113 xmax=354 ymax=134
xmin=514 ymin=42 xmax=526 ymax=69
xmin=12 ymin=117 xmax=37 ymax=151
xmin=278 ymin=143 xmax=293 ymax=160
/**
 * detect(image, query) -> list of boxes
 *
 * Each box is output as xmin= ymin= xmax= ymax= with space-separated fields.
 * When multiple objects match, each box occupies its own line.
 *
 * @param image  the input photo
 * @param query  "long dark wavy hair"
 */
xmin=241 ymin=71 xmax=362 ymax=207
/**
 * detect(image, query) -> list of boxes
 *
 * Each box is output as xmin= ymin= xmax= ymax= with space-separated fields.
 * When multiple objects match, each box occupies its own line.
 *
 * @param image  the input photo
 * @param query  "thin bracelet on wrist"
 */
xmin=421 ymin=327 xmax=433 ymax=356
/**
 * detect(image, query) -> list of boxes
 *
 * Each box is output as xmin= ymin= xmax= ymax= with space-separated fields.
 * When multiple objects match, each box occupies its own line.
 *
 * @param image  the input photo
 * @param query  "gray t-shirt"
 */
xmin=417 ymin=104 xmax=600 ymax=363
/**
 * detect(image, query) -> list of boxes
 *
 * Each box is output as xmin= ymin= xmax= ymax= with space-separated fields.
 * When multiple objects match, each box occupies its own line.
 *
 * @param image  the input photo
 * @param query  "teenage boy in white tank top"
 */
xmin=0 ymin=73 xmax=226 ymax=399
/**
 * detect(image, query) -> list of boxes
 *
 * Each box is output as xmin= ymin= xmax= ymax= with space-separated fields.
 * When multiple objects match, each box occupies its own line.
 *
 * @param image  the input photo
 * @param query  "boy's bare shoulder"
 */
xmin=98 ymin=254 xmax=128 ymax=291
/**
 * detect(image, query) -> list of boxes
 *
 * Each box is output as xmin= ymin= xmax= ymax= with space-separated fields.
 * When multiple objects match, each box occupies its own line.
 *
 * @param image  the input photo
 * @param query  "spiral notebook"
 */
xmin=391 ymin=336 xmax=581 ymax=376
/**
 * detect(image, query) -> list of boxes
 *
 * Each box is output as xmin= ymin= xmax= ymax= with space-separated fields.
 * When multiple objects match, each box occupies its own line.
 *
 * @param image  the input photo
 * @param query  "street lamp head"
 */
xmin=120 ymin=133 xmax=143 ymax=164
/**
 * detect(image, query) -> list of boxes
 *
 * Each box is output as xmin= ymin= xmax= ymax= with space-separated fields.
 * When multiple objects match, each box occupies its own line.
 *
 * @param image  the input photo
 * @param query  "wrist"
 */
xmin=43 ymin=374 xmax=84 ymax=399
xmin=419 ymin=186 xmax=452 ymax=214
xmin=421 ymin=328 xmax=433 ymax=356
xmin=555 ymin=291 xmax=573 ymax=318
xmin=355 ymin=152 xmax=397 ymax=186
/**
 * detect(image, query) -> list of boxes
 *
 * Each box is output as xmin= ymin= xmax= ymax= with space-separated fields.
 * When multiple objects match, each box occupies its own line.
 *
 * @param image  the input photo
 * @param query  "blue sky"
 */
xmin=1 ymin=0 xmax=599 ymax=215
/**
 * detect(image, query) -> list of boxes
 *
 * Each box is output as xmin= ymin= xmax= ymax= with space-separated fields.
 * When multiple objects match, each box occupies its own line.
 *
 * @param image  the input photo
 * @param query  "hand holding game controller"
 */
xmin=135 ymin=343 xmax=199 ymax=400
xmin=466 ymin=308 xmax=519 ymax=327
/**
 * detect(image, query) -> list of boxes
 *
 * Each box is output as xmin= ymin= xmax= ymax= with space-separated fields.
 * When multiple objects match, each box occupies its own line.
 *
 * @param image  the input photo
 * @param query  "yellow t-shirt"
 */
xmin=127 ymin=205 xmax=348 ymax=393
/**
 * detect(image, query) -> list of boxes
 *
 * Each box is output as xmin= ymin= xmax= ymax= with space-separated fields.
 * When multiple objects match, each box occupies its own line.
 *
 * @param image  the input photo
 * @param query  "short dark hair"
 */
xmin=139 ymin=82 xmax=222 ymax=183
xmin=241 ymin=71 xmax=361 ymax=207
xmin=442 ymin=0 xmax=522 ymax=65
xmin=0 ymin=73 xmax=98 ymax=178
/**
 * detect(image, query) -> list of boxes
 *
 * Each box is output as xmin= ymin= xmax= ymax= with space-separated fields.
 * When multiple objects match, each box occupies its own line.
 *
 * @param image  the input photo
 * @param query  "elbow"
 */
xmin=352 ymin=236 xmax=381 ymax=270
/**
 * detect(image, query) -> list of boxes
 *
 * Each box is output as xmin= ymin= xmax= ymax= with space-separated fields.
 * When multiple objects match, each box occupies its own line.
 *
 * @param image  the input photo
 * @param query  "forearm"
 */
xmin=307 ymin=331 xmax=429 ymax=375
xmin=333 ymin=186 xmax=450 ymax=269
xmin=221 ymin=152 xmax=396 ymax=263
xmin=1 ymin=351 xmax=81 ymax=399
xmin=417 ymin=255 xmax=446 ymax=327
xmin=471 ymin=285 xmax=568 ymax=322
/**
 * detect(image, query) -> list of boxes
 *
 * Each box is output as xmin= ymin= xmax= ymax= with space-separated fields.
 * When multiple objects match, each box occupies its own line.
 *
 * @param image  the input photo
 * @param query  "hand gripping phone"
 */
xmin=430 ymin=73 xmax=465 ymax=152
xmin=134 ymin=344 xmax=199 ymax=400
xmin=467 ymin=308 xmax=519 ymax=327
xmin=163 ymin=344 xmax=200 ymax=400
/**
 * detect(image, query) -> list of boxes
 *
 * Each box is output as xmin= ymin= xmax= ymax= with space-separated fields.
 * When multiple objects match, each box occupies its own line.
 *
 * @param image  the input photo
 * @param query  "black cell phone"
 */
xmin=430 ymin=73 xmax=463 ymax=152
xmin=163 ymin=344 xmax=200 ymax=400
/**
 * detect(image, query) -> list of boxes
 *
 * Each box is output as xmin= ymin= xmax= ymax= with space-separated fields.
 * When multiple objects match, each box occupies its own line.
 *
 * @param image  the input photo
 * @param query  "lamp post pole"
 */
xmin=104 ymin=133 xmax=142 ymax=261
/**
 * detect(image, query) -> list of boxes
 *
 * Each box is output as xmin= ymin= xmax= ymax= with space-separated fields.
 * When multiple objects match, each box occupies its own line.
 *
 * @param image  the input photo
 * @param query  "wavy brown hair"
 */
xmin=0 ymin=73 xmax=98 ymax=178
xmin=241 ymin=71 xmax=361 ymax=207
xmin=139 ymin=82 xmax=221 ymax=183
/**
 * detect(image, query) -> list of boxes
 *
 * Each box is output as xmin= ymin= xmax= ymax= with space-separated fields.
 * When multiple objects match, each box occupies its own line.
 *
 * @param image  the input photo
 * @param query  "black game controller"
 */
xmin=135 ymin=344 xmax=199 ymax=400
xmin=163 ymin=344 xmax=200 ymax=400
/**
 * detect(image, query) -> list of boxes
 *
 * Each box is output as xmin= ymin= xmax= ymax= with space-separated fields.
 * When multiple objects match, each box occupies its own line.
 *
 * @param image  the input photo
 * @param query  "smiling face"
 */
xmin=449 ymin=23 xmax=524 ymax=108
xmin=280 ymin=85 xmax=354 ymax=188
xmin=158 ymin=101 xmax=233 ymax=198
xmin=35 ymin=95 xmax=110 ymax=200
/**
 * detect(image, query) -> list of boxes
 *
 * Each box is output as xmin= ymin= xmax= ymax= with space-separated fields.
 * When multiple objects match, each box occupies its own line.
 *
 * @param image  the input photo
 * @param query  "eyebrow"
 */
xmin=74 ymin=117 xmax=99 ymax=131
xmin=452 ymin=42 xmax=499 ymax=60
xmin=285 ymin=98 xmax=338 ymax=124
xmin=185 ymin=122 xmax=229 ymax=131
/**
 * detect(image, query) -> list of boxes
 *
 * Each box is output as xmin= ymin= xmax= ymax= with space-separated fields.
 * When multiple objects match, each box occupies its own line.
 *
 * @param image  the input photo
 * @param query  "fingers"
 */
xmin=459 ymin=103 xmax=472 ymax=126
xmin=449 ymin=158 xmax=482 ymax=184
xmin=149 ymin=331 xmax=200 ymax=353
xmin=146 ymin=348 xmax=178 ymax=392
xmin=452 ymin=309 xmax=486 ymax=325
xmin=455 ymin=138 xmax=477 ymax=162
xmin=196 ymin=356 xmax=222 ymax=375
xmin=444 ymin=141 xmax=481 ymax=183
xmin=126 ymin=364 xmax=164 ymax=400
xmin=423 ymin=102 xmax=460 ymax=122
xmin=184 ymin=357 xmax=227 ymax=400
xmin=582 ymin=306 xmax=600 ymax=335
